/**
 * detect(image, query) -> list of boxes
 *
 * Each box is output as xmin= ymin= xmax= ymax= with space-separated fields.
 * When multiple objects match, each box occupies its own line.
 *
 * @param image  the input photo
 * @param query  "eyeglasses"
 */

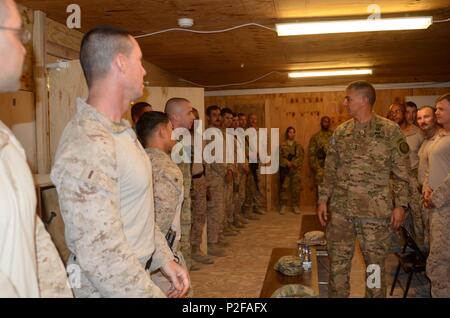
xmin=0 ymin=26 xmax=31 ymax=44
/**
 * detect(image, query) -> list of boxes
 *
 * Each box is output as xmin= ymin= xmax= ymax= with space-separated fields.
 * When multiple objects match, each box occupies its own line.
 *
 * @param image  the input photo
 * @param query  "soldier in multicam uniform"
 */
xmin=423 ymin=93 xmax=450 ymax=297
xmin=165 ymin=97 xmax=196 ymax=271
xmin=279 ymin=127 xmax=304 ymax=215
xmin=204 ymin=105 xmax=228 ymax=256
xmin=136 ymin=111 xmax=192 ymax=294
xmin=308 ymin=116 xmax=333 ymax=188
xmin=51 ymin=26 xmax=189 ymax=298
xmin=0 ymin=0 xmax=72 ymax=298
xmin=390 ymin=102 xmax=425 ymax=247
xmin=189 ymin=108 xmax=214 ymax=264
xmin=318 ymin=81 xmax=410 ymax=298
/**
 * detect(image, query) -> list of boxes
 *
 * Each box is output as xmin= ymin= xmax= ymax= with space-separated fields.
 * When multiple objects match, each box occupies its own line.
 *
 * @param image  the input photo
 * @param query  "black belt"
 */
xmin=192 ymin=172 xmax=204 ymax=179
xmin=145 ymin=257 xmax=153 ymax=271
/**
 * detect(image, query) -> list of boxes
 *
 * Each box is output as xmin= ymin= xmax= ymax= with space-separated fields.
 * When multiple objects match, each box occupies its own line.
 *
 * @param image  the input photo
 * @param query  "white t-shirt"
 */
xmin=0 ymin=121 xmax=39 ymax=297
xmin=113 ymin=129 xmax=155 ymax=262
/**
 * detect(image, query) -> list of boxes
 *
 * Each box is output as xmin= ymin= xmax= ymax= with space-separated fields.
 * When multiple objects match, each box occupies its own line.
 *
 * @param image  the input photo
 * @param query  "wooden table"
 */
xmin=259 ymin=247 xmax=319 ymax=298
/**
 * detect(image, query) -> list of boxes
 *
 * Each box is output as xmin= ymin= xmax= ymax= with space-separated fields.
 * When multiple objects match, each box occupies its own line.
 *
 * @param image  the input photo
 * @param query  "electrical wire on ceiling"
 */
xmin=136 ymin=16 xmax=450 ymax=88
xmin=134 ymin=16 xmax=450 ymax=39
xmin=178 ymin=71 xmax=282 ymax=88
xmin=433 ymin=17 xmax=450 ymax=23
xmin=134 ymin=23 xmax=276 ymax=38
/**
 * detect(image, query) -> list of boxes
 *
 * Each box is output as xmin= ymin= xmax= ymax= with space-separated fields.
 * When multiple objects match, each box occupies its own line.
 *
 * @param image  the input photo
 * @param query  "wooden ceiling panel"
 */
xmin=18 ymin=0 xmax=450 ymax=90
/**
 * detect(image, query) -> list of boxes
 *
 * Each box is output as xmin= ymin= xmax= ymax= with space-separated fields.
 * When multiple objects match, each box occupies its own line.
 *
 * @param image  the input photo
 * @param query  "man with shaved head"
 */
xmin=165 ymin=97 xmax=197 ymax=271
xmin=52 ymin=25 xmax=189 ymax=298
xmin=0 ymin=0 xmax=72 ymax=297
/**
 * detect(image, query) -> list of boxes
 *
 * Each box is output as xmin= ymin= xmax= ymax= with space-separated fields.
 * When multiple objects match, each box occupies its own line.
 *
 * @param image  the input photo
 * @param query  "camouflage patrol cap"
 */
xmin=274 ymin=255 xmax=303 ymax=276
xmin=270 ymin=284 xmax=316 ymax=298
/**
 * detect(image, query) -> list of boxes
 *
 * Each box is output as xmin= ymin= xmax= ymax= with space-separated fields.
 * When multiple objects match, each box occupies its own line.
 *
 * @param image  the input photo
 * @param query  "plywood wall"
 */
xmin=205 ymin=86 xmax=450 ymax=211
xmin=0 ymin=92 xmax=37 ymax=171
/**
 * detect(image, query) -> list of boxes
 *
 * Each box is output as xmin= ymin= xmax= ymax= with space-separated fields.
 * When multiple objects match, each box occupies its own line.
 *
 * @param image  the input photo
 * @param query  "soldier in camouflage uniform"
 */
xmin=390 ymin=102 xmax=426 ymax=247
xmin=280 ymin=127 xmax=304 ymax=214
xmin=232 ymin=113 xmax=248 ymax=228
xmin=423 ymin=94 xmax=450 ymax=297
xmin=221 ymin=108 xmax=240 ymax=236
xmin=236 ymin=114 xmax=251 ymax=224
xmin=165 ymin=97 xmax=196 ymax=271
xmin=204 ymin=105 xmax=228 ymax=256
xmin=136 ymin=111 xmax=193 ymax=294
xmin=190 ymin=108 xmax=214 ymax=264
xmin=318 ymin=81 xmax=410 ymax=298
xmin=0 ymin=0 xmax=72 ymax=298
xmin=242 ymin=113 xmax=266 ymax=217
xmin=51 ymin=27 xmax=189 ymax=298
xmin=308 ymin=116 xmax=333 ymax=188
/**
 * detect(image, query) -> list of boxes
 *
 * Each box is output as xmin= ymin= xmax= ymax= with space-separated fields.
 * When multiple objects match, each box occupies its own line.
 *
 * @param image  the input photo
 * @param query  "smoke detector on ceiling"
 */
xmin=178 ymin=18 xmax=194 ymax=28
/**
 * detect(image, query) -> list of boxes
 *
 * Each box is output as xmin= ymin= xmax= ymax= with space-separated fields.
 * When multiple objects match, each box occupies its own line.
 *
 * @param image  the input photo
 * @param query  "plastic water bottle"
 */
xmin=302 ymin=245 xmax=312 ymax=271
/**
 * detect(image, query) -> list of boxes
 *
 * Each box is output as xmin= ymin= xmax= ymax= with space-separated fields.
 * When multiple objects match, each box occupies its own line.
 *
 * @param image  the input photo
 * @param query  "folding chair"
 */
xmin=389 ymin=226 xmax=427 ymax=298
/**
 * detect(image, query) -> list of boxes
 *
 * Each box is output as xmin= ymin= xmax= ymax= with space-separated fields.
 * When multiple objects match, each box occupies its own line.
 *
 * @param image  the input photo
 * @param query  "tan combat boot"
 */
xmin=191 ymin=246 xmax=214 ymax=265
xmin=207 ymin=244 xmax=226 ymax=257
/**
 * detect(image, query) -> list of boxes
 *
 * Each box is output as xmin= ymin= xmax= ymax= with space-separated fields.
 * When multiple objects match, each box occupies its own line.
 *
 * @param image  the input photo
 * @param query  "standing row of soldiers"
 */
xmin=190 ymin=107 xmax=267 ymax=266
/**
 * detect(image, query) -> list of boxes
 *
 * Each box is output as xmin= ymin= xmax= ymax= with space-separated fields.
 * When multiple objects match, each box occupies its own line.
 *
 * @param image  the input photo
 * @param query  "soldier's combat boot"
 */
xmin=190 ymin=261 xmax=201 ymax=271
xmin=191 ymin=246 xmax=214 ymax=265
xmin=279 ymin=205 xmax=287 ymax=215
xmin=254 ymin=206 xmax=266 ymax=215
xmin=233 ymin=220 xmax=246 ymax=229
xmin=238 ymin=215 xmax=249 ymax=224
xmin=293 ymin=206 xmax=301 ymax=214
xmin=207 ymin=244 xmax=226 ymax=257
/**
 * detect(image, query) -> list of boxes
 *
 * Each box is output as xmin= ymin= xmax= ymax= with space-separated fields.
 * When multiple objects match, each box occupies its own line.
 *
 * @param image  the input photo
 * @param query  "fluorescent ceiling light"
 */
xmin=276 ymin=17 xmax=433 ymax=36
xmin=288 ymin=69 xmax=373 ymax=78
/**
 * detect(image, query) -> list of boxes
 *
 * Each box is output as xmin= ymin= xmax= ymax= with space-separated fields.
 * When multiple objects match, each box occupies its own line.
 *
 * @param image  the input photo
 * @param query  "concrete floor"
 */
xmin=189 ymin=208 xmax=430 ymax=298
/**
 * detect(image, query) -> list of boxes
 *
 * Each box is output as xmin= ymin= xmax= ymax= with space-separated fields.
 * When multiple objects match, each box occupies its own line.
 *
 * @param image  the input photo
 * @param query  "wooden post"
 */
xmin=33 ymin=10 xmax=50 ymax=174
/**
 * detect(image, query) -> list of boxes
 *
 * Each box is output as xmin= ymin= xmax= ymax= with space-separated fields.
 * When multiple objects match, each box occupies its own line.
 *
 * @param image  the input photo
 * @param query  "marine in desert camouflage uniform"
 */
xmin=52 ymin=27 xmax=189 ymax=298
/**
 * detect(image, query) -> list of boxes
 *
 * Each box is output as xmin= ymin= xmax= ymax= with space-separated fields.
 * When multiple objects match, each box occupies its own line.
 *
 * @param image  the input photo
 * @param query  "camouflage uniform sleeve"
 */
xmin=308 ymin=136 xmax=318 ymax=172
xmin=52 ymin=137 xmax=165 ymax=298
xmin=318 ymin=133 xmax=338 ymax=204
xmin=431 ymin=174 xmax=450 ymax=208
xmin=390 ymin=128 xmax=411 ymax=208
xmin=280 ymin=144 xmax=289 ymax=167
xmin=292 ymin=143 xmax=305 ymax=169
xmin=150 ymin=224 xmax=175 ymax=272
xmin=152 ymin=170 xmax=180 ymax=235
xmin=35 ymin=216 xmax=73 ymax=298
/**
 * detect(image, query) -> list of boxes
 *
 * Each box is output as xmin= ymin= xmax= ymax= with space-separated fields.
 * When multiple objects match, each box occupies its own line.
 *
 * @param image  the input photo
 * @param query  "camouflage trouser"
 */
xmin=224 ymin=180 xmax=234 ymax=226
xmin=280 ymin=170 xmax=301 ymax=206
xmin=180 ymin=195 xmax=192 ymax=270
xmin=206 ymin=174 xmax=225 ymax=244
xmin=242 ymin=172 xmax=264 ymax=215
xmin=191 ymin=175 xmax=207 ymax=247
xmin=427 ymin=204 xmax=450 ymax=298
xmin=237 ymin=173 xmax=247 ymax=216
xmin=327 ymin=213 xmax=391 ymax=298
xmin=409 ymin=175 xmax=426 ymax=247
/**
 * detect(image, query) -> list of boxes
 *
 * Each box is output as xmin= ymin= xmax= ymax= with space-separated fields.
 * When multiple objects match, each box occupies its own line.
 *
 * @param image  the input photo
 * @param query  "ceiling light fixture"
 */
xmin=276 ymin=17 xmax=432 ymax=36
xmin=288 ymin=69 xmax=373 ymax=78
